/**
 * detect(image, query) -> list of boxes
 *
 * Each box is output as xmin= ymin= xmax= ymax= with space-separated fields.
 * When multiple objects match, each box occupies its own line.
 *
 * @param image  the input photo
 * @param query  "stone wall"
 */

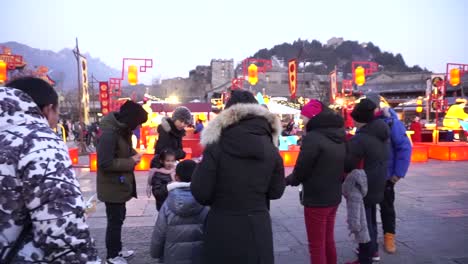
xmin=211 ymin=59 xmax=234 ymax=89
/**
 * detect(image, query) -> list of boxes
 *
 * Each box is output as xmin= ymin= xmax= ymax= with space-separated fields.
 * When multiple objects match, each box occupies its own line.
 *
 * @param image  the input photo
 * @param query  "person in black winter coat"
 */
xmin=152 ymin=106 xmax=192 ymax=168
xmin=190 ymin=90 xmax=286 ymax=264
xmin=286 ymin=99 xmax=346 ymax=264
xmin=344 ymin=98 xmax=390 ymax=264
xmin=151 ymin=160 xmax=209 ymax=264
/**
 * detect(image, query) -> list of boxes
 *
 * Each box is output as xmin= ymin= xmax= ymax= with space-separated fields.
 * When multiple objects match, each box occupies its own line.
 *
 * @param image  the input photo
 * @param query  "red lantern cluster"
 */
xmin=288 ymin=59 xmax=297 ymax=99
xmin=99 ymin=82 xmax=110 ymax=115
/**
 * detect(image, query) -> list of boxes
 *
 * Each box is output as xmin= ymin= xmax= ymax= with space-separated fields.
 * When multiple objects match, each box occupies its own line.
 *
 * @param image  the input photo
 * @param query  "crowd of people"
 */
xmin=0 ymin=77 xmax=412 ymax=264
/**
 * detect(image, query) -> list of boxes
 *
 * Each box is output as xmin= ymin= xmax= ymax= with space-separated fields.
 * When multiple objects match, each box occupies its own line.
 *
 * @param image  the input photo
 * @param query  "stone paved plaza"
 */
xmin=76 ymin=160 xmax=468 ymax=264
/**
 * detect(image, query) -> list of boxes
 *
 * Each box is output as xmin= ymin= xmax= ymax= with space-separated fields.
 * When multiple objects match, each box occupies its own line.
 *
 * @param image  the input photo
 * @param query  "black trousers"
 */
xmin=105 ymin=202 xmax=126 ymax=259
xmin=358 ymin=204 xmax=378 ymax=264
xmin=380 ymin=180 xmax=396 ymax=234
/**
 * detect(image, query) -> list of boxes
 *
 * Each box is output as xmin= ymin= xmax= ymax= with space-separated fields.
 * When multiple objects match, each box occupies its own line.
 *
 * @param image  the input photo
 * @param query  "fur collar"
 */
xmin=160 ymin=117 xmax=172 ymax=133
xmin=167 ymin=182 xmax=190 ymax=192
xmin=201 ymin=103 xmax=282 ymax=147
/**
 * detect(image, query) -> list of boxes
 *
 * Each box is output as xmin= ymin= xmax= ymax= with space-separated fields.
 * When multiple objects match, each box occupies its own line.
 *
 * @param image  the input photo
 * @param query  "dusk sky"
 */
xmin=1 ymin=0 xmax=467 ymax=84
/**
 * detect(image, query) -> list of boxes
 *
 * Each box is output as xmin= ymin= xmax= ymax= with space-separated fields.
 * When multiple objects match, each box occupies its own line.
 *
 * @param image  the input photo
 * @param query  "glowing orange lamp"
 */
xmin=416 ymin=98 xmax=423 ymax=113
xmin=128 ymin=65 xmax=138 ymax=86
xmin=0 ymin=60 xmax=7 ymax=83
xmin=354 ymin=66 xmax=366 ymax=86
xmin=248 ymin=64 xmax=258 ymax=85
xmin=449 ymin=68 xmax=461 ymax=86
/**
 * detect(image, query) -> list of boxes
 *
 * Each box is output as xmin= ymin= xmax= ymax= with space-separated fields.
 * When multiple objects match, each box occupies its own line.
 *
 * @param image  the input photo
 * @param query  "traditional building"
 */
xmin=211 ymin=59 xmax=234 ymax=89
xmin=359 ymin=72 xmax=468 ymax=104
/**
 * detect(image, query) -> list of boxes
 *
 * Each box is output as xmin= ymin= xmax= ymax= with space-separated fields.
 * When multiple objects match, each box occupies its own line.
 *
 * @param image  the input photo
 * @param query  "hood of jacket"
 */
xmin=166 ymin=182 xmax=204 ymax=217
xmin=159 ymin=117 xmax=186 ymax=138
xmin=358 ymin=118 xmax=390 ymax=142
xmin=306 ymin=108 xmax=345 ymax=144
xmin=201 ymin=104 xmax=282 ymax=146
xmin=0 ymin=87 xmax=49 ymax=132
xmin=99 ymin=112 xmax=128 ymax=132
xmin=343 ymin=169 xmax=368 ymax=197
xmin=377 ymin=106 xmax=398 ymax=120
xmin=200 ymin=104 xmax=282 ymax=159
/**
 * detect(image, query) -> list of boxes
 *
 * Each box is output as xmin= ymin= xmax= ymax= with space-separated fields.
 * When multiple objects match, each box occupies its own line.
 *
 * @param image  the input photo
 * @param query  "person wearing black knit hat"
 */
xmin=359 ymin=93 xmax=412 ymax=255
xmin=1 ymin=78 xmax=100 ymax=263
xmin=96 ymin=100 xmax=148 ymax=264
xmin=345 ymin=98 xmax=391 ymax=264
xmin=224 ymin=90 xmax=258 ymax=109
xmin=6 ymin=77 xmax=60 ymax=129
xmin=351 ymin=98 xmax=377 ymax=125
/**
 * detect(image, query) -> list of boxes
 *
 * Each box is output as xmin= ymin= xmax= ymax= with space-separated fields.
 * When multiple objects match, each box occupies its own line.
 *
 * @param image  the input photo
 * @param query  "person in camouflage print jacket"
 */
xmin=0 ymin=78 xmax=99 ymax=263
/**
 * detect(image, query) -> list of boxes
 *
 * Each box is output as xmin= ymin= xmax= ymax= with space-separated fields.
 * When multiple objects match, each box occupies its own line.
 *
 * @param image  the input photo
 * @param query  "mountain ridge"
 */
xmin=1 ymin=41 xmax=121 ymax=90
xmin=251 ymin=38 xmax=428 ymax=75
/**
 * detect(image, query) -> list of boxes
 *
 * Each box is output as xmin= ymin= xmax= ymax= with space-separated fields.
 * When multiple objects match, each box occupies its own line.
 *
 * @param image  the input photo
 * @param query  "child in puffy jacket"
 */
xmin=150 ymin=160 xmax=209 ymax=264
xmin=147 ymin=149 xmax=176 ymax=211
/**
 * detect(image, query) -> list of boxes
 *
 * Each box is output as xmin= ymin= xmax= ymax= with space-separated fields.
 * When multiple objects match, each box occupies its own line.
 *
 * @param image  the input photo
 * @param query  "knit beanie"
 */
xmin=301 ymin=99 xmax=323 ymax=119
xmin=172 ymin=106 xmax=193 ymax=125
xmin=364 ymin=92 xmax=381 ymax=108
xmin=6 ymin=77 xmax=58 ymax=109
xmin=118 ymin=100 xmax=148 ymax=130
xmin=351 ymin=99 xmax=377 ymax=124
xmin=176 ymin=160 xmax=198 ymax=183
xmin=224 ymin=90 xmax=258 ymax=109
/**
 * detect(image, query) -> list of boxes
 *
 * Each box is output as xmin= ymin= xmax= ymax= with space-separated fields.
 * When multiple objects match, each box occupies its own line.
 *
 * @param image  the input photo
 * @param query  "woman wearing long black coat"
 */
xmin=191 ymin=90 xmax=286 ymax=264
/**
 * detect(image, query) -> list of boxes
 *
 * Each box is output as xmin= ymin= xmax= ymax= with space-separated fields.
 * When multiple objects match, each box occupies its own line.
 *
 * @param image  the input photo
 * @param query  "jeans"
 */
xmin=358 ymin=204 xmax=378 ymax=264
xmin=105 ymin=202 xmax=126 ymax=259
xmin=304 ymin=206 xmax=338 ymax=264
xmin=380 ymin=180 xmax=396 ymax=234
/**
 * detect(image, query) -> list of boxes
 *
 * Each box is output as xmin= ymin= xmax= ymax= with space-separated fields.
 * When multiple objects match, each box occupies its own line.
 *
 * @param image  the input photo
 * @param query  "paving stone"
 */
xmin=78 ymin=160 xmax=468 ymax=263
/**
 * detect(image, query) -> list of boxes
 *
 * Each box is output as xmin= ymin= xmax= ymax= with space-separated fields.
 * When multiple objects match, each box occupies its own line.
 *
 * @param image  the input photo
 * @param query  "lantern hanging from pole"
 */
xmin=354 ymin=66 xmax=366 ymax=86
xmin=449 ymin=68 xmax=461 ymax=87
xmin=128 ymin=65 xmax=138 ymax=86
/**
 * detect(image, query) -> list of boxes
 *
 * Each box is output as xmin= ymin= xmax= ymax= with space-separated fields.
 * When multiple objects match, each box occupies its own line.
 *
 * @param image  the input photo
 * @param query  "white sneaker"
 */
xmin=119 ymin=249 xmax=135 ymax=258
xmin=106 ymin=256 xmax=128 ymax=264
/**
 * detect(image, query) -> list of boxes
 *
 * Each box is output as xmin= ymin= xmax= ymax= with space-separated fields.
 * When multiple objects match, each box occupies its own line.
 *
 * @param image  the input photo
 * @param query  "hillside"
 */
xmin=1 ymin=41 xmax=121 ymax=90
xmin=252 ymin=38 xmax=428 ymax=75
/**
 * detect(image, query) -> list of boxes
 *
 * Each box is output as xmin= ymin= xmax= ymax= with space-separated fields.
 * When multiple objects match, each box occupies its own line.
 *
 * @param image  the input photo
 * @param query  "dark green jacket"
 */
xmin=96 ymin=113 xmax=137 ymax=203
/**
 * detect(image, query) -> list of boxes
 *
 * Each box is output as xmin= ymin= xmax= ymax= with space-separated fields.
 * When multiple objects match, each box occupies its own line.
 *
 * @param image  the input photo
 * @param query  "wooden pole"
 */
xmin=74 ymin=38 xmax=87 ymax=154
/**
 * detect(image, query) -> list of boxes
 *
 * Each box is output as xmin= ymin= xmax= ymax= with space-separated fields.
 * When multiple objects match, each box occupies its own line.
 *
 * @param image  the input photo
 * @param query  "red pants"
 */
xmin=304 ymin=206 xmax=338 ymax=264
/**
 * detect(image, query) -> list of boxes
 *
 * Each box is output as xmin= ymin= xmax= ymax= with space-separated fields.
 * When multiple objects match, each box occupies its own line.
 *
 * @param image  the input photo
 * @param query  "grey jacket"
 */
xmin=150 ymin=182 xmax=209 ymax=264
xmin=342 ymin=169 xmax=370 ymax=244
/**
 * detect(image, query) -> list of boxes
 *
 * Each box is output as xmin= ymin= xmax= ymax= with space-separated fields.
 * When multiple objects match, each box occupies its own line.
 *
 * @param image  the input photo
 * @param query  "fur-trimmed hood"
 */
xmin=160 ymin=117 xmax=173 ymax=133
xmin=159 ymin=117 xmax=185 ymax=138
xmin=201 ymin=103 xmax=282 ymax=147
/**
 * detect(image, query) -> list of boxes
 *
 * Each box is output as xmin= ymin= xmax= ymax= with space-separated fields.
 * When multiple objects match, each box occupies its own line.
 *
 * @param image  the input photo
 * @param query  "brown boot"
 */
xmin=384 ymin=233 xmax=396 ymax=253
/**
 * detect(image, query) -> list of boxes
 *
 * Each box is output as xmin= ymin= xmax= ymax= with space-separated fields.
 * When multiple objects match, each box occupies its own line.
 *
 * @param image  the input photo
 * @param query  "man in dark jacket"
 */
xmin=345 ymin=98 xmax=390 ymax=264
xmin=151 ymin=160 xmax=209 ymax=264
xmin=191 ymin=90 xmax=286 ymax=264
xmin=97 ymin=100 xmax=148 ymax=264
xmin=153 ymin=106 xmax=192 ymax=164
xmin=286 ymin=100 xmax=346 ymax=264
xmin=365 ymin=92 xmax=412 ymax=254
